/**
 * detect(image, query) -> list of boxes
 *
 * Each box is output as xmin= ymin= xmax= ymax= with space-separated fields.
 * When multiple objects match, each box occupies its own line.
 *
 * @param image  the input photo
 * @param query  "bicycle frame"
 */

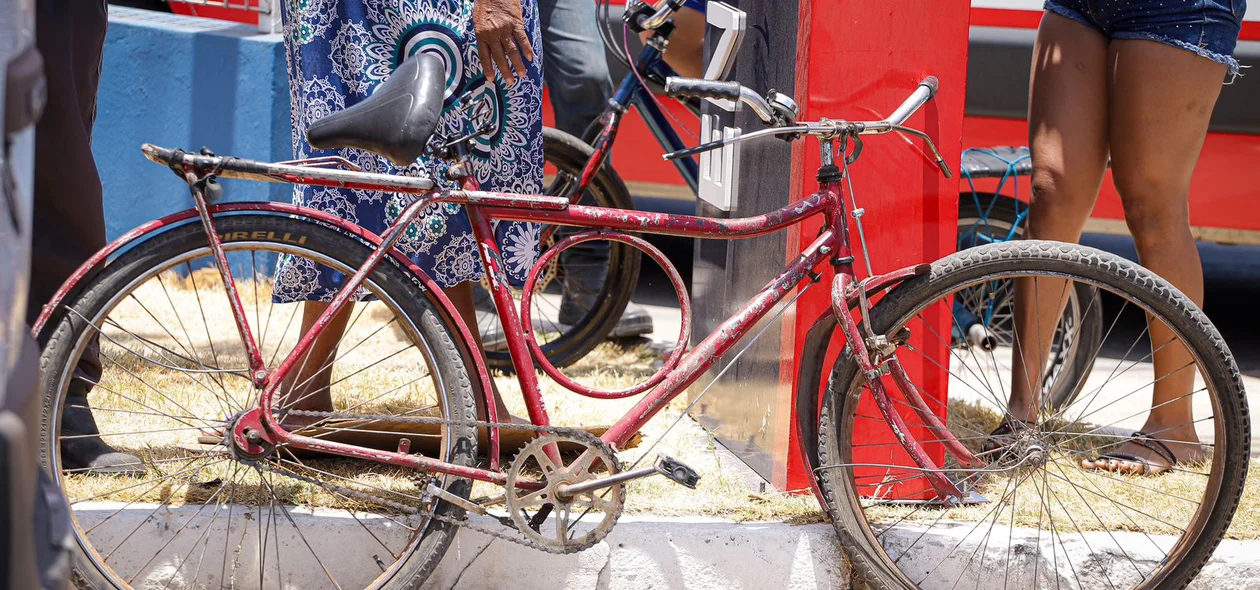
xmin=569 ymin=36 xmax=700 ymax=203
xmin=110 ymin=126 xmax=981 ymax=502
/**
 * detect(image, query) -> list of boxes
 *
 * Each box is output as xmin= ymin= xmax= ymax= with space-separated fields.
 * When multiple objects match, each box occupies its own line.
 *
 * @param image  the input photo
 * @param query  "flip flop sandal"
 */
xmin=1085 ymin=430 xmax=1178 ymax=476
xmin=982 ymin=417 xmax=1033 ymax=462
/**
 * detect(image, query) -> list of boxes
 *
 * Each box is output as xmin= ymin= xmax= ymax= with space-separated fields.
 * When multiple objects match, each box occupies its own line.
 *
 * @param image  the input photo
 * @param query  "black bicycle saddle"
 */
xmin=306 ymin=52 xmax=446 ymax=167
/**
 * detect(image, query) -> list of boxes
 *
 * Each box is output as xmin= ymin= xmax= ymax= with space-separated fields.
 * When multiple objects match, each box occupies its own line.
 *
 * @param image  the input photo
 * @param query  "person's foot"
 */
xmin=557 ymin=290 xmax=654 ymax=340
xmin=1079 ymin=426 xmax=1206 ymax=476
xmin=606 ymin=302 xmax=654 ymax=339
xmin=61 ymin=395 xmax=144 ymax=476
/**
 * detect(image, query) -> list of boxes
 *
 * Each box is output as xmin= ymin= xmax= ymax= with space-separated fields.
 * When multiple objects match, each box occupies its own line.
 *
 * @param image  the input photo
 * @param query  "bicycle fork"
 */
xmin=822 ymin=162 xmax=979 ymax=502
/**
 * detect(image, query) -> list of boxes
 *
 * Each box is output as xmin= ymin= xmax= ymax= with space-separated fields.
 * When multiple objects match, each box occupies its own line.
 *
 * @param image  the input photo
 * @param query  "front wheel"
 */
xmin=818 ymin=240 xmax=1248 ymax=590
xmin=39 ymin=214 xmax=478 ymax=590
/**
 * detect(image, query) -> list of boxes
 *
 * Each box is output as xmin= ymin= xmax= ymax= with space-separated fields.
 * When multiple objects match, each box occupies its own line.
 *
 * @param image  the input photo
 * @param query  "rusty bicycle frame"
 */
xmin=34 ymin=78 xmax=980 ymax=502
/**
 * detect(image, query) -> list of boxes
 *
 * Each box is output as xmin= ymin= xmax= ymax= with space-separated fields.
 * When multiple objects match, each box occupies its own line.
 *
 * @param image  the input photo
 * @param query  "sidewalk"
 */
xmin=76 ymin=504 xmax=1259 ymax=589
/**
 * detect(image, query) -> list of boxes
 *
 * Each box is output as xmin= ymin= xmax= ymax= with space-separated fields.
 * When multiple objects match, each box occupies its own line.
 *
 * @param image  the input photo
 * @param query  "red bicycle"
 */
xmin=35 ymin=53 xmax=1248 ymax=589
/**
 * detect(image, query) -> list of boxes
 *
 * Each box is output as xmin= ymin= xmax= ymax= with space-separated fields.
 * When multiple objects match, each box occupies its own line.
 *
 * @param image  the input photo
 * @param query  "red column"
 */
xmin=775 ymin=1 xmax=971 ymax=492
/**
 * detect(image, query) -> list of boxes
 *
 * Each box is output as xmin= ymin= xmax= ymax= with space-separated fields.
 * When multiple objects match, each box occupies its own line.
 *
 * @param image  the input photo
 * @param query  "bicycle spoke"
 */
xmin=166 ymin=463 xmax=239 ymax=590
xmin=74 ymin=308 xmax=240 ymax=424
xmin=118 ymin=295 xmax=244 ymax=413
xmin=911 ymin=467 xmax=1019 ymax=584
xmin=1042 ymin=472 xmax=1120 ymax=590
xmin=276 ymin=451 xmax=407 ymax=556
xmin=160 ymin=267 xmax=235 ymax=406
xmin=910 ymin=314 xmax=1010 ymax=412
xmin=257 ymin=469 xmax=344 ymax=590
xmin=280 ymin=304 xmax=375 ymax=406
xmin=80 ymin=454 xmax=229 ymax=535
xmin=251 ymin=251 xmax=264 ymax=356
xmin=101 ymin=457 xmax=222 ymax=563
xmin=74 ymin=362 xmax=215 ymax=432
xmin=61 ymin=425 xmax=213 ymax=441
xmin=124 ymin=472 xmax=234 ymax=584
xmin=64 ymin=400 xmax=222 ymax=425
xmin=1061 ymin=362 xmax=1198 ymax=429
xmin=1044 ymin=459 xmax=1149 ymax=581
xmin=267 ymin=300 xmax=302 ymax=369
xmin=71 ymin=456 xmax=224 ymax=506
xmin=186 ymin=262 xmax=233 ymax=394
xmin=1042 ymin=462 xmax=1186 ymax=534
xmin=271 ymin=456 xmax=425 ymax=508
xmin=1045 ymin=298 xmax=1140 ymax=424
xmin=1048 ymin=456 xmax=1171 ymax=561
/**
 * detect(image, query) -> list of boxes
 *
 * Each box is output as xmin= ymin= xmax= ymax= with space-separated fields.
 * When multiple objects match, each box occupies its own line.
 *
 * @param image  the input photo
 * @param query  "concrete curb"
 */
xmin=430 ymin=516 xmax=848 ymax=590
xmin=76 ymin=504 xmax=1259 ymax=589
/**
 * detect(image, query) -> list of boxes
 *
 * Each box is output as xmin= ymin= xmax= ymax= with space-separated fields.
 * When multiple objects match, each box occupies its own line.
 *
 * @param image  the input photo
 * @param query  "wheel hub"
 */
xmin=1010 ymin=431 xmax=1050 ymax=469
xmin=227 ymin=409 xmax=276 ymax=461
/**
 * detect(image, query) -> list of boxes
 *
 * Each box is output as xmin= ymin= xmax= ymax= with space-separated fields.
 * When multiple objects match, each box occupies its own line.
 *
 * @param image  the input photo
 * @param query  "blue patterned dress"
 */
xmin=274 ymin=0 xmax=544 ymax=302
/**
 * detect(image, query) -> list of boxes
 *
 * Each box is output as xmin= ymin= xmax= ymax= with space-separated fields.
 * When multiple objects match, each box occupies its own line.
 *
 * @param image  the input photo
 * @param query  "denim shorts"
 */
xmin=1044 ymin=0 xmax=1246 ymax=78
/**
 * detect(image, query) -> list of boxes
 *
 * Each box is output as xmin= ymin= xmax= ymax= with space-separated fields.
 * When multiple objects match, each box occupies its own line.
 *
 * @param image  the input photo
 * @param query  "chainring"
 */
xmin=504 ymin=434 xmax=625 ymax=553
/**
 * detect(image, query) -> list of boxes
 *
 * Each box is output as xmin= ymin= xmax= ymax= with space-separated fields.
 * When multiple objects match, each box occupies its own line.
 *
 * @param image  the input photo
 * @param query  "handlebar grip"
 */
xmin=920 ymin=76 xmax=939 ymax=99
xmin=664 ymin=77 xmax=742 ymax=102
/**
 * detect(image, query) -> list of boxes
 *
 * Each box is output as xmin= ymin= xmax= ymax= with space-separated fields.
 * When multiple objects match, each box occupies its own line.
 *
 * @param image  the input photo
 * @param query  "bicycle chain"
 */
xmin=269 ymin=409 xmax=619 ymax=554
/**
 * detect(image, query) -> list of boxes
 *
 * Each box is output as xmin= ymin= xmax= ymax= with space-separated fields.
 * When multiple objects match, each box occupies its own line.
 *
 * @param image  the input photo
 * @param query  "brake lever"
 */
xmin=887 ymin=124 xmax=953 ymax=179
xmin=663 ymin=123 xmax=818 ymax=161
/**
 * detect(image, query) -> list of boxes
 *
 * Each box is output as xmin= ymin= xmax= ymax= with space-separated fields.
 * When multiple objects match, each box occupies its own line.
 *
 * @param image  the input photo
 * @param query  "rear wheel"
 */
xmin=819 ymin=241 xmax=1248 ymax=590
xmin=39 ymin=214 xmax=478 ymax=590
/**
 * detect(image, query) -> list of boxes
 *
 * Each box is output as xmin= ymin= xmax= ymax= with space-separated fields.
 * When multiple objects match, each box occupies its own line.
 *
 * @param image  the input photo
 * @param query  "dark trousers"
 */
xmin=28 ymin=0 xmax=109 ymax=332
xmin=28 ymin=0 xmax=109 ymax=397
xmin=538 ymin=0 xmax=616 ymax=314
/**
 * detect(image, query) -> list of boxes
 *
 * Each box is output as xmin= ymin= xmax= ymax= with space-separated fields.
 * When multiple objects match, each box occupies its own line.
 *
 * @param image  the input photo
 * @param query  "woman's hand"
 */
xmin=473 ymin=0 xmax=535 ymax=85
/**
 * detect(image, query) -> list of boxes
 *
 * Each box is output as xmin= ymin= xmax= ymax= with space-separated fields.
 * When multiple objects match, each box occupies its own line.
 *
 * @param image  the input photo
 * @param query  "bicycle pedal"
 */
xmin=527 ymin=503 xmax=553 ymax=532
xmin=654 ymin=455 xmax=701 ymax=489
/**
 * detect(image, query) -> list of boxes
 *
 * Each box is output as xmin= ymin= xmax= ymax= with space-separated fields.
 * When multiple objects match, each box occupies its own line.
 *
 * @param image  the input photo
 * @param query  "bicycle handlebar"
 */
xmin=634 ymin=0 xmax=687 ymax=31
xmin=663 ymin=77 xmax=779 ymax=124
xmin=663 ymin=78 xmax=741 ymax=102
xmin=662 ymin=76 xmax=952 ymax=178
xmin=884 ymin=76 xmax=937 ymax=128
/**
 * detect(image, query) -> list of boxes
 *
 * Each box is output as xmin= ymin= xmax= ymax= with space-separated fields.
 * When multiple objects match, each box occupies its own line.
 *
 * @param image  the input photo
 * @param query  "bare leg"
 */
xmin=444 ymin=282 xmax=517 ymax=422
xmin=277 ymin=301 xmax=353 ymax=427
xmin=1009 ymin=13 xmax=1110 ymax=421
xmin=280 ymin=284 xmax=516 ymax=427
xmin=1079 ymin=39 xmax=1222 ymax=475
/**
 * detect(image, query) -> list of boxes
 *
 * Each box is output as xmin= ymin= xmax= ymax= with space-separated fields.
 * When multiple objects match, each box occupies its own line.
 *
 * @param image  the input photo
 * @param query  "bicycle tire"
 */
xmin=39 ymin=214 xmax=478 ymax=590
xmin=818 ymin=240 xmax=1248 ymax=590
xmin=482 ymin=126 xmax=641 ymax=372
xmin=958 ymin=193 xmax=1103 ymax=409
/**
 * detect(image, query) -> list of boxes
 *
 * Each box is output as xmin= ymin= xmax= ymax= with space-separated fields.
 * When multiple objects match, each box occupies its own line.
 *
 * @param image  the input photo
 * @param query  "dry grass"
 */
xmin=61 ymin=269 xmax=1260 ymax=538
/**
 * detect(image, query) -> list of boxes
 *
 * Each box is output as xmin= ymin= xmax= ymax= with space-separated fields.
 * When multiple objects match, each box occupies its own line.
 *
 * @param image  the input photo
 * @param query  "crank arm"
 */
xmin=426 ymin=483 xmax=488 ymax=516
xmin=557 ymin=455 xmax=702 ymax=497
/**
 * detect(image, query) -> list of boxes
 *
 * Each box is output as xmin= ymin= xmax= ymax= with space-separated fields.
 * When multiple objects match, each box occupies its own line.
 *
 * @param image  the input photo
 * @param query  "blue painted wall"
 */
xmin=94 ymin=7 xmax=292 ymax=242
